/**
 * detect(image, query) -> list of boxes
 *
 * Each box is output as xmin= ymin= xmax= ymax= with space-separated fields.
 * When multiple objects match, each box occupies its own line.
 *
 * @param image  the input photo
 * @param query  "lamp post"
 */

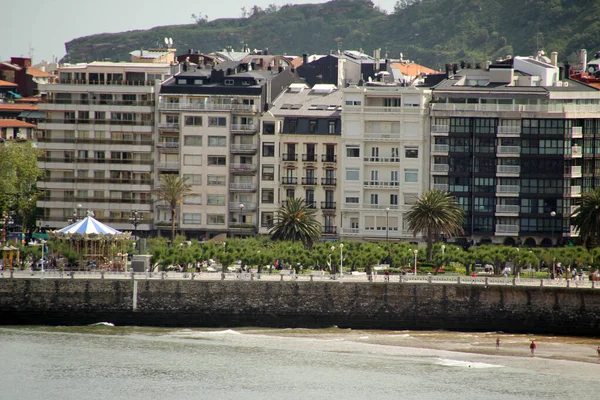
xmin=339 ymin=243 xmax=344 ymax=278
xmin=413 ymin=249 xmax=418 ymax=276
xmin=385 ymin=207 xmax=390 ymax=242
xmin=129 ymin=210 xmax=140 ymax=253
xmin=441 ymin=244 xmax=445 ymax=267
xmin=239 ymin=203 xmax=244 ymax=236
xmin=550 ymin=210 xmax=556 ymax=278
xmin=40 ymin=239 xmax=46 ymax=273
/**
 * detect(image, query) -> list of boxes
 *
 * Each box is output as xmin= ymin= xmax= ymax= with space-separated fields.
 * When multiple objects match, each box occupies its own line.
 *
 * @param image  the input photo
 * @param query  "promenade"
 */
xmin=3 ymin=269 xmax=599 ymax=289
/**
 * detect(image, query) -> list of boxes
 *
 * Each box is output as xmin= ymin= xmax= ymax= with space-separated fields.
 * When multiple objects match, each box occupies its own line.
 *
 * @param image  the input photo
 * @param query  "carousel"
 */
xmin=50 ymin=214 xmax=132 ymax=271
xmin=1 ymin=245 xmax=20 ymax=270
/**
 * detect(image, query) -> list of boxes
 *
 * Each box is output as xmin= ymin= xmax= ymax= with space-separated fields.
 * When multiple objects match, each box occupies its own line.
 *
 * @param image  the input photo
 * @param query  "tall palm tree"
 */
xmin=571 ymin=188 xmax=600 ymax=247
xmin=269 ymin=197 xmax=322 ymax=248
xmin=405 ymin=189 xmax=465 ymax=261
xmin=154 ymin=175 xmax=193 ymax=241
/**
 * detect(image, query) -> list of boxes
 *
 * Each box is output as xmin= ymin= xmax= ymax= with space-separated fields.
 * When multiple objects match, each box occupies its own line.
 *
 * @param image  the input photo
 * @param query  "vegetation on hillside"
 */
xmin=63 ymin=0 xmax=600 ymax=69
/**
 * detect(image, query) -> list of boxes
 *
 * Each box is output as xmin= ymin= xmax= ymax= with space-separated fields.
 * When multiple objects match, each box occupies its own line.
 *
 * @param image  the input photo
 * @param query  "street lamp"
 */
xmin=385 ymin=207 xmax=390 ymax=242
xmin=550 ymin=210 xmax=556 ymax=278
xmin=413 ymin=249 xmax=418 ymax=276
xmin=441 ymin=244 xmax=445 ymax=267
xmin=239 ymin=203 xmax=244 ymax=235
xmin=129 ymin=210 xmax=140 ymax=253
xmin=339 ymin=243 xmax=344 ymax=278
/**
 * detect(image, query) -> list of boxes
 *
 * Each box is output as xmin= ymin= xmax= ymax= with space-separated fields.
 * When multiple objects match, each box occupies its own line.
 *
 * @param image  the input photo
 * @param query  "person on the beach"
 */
xmin=530 ymin=340 xmax=536 ymax=355
xmin=496 ymin=338 xmax=500 ymax=349
xmin=597 ymin=346 xmax=600 ymax=358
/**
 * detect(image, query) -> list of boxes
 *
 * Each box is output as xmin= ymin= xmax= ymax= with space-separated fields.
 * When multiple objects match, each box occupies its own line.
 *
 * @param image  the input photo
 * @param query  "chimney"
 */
xmin=445 ymin=63 xmax=452 ymax=78
xmin=452 ymin=63 xmax=459 ymax=74
xmin=263 ymin=48 xmax=269 ymax=55
xmin=302 ymin=53 xmax=308 ymax=65
xmin=278 ymin=66 xmax=283 ymax=73
xmin=485 ymin=61 xmax=492 ymax=70
xmin=564 ymin=63 xmax=571 ymax=79
xmin=581 ymin=49 xmax=587 ymax=71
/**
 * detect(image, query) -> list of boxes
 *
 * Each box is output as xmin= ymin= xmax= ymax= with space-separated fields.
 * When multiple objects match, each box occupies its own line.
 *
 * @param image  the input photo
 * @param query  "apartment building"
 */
xmin=430 ymin=56 xmax=600 ymax=247
xmin=158 ymin=60 xmax=296 ymax=239
xmin=258 ymin=83 xmax=342 ymax=237
xmin=36 ymin=61 xmax=171 ymax=232
xmin=340 ymin=81 xmax=432 ymax=241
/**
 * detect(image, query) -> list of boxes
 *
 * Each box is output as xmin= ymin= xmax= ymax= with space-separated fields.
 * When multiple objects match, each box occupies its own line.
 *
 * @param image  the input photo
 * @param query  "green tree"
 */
xmin=269 ymin=197 xmax=322 ymax=248
xmin=571 ymin=188 xmax=600 ymax=247
xmin=405 ymin=189 xmax=465 ymax=262
xmin=154 ymin=175 xmax=193 ymax=241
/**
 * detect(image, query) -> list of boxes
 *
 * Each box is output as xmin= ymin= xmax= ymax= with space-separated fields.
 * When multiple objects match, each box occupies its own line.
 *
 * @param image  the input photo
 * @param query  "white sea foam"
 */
xmin=436 ymin=358 xmax=503 ymax=369
xmin=89 ymin=322 xmax=114 ymax=327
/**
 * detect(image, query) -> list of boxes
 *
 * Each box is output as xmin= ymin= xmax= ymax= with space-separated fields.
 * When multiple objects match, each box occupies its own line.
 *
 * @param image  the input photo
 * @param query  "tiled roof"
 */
xmin=0 ymin=119 xmax=36 ymax=128
xmin=26 ymin=67 xmax=53 ymax=78
xmin=0 ymin=79 xmax=18 ymax=87
xmin=0 ymin=104 xmax=38 ymax=111
xmin=391 ymin=62 xmax=437 ymax=76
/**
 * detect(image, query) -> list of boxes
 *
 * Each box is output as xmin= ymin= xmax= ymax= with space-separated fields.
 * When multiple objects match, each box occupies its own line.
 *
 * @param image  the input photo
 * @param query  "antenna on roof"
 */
xmin=169 ymin=38 xmax=174 ymax=47
xmin=164 ymin=37 xmax=169 ymax=47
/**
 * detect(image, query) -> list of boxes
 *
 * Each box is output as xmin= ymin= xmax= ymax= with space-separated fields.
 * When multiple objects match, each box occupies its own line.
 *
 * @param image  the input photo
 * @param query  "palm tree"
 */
xmin=571 ymin=188 xmax=600 ymax=247
xmin=405 ymin=189 xmax=465 ymax=261
xmin=154 ymin=175 xmax=193 ymax=241
xmin=269 ymin=197 xmax=322 ymax=248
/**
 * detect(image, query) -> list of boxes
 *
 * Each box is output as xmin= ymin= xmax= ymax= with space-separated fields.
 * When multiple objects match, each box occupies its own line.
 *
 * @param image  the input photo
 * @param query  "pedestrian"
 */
xmin=496 ymin=338 xmax=501 ymax=349
xmin=530 ymin=340 xmax=536 ymax=355
xmin=597 ymin=346 xmax=600 ymax=358
xmin=384 ymin=270 xmax=390 ymax=282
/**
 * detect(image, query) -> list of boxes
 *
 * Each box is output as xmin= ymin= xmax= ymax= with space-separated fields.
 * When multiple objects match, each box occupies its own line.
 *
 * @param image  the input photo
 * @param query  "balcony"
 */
xmin=341 ymin=228 xmax=360 ymax=235
xmin=230 ymin=144 xmax=257 ymax=154
xmin=431 ymin=144 xmax=449 ymax=153
xmin=230 ymin=163 xmax=257 ymax=173
xmin=363 ymin=156 xmax=400 ymax=164
xmin=302 ymin=153 xmax=317 ymax=162
xmin=432 ymin=164 xmax=449 ymax=173
xmin=322 ymin=226 xmax=337 ymax=235
xmin=497 ymin=126 xmax=521 ymax=136
xmin=321 ymin=154 xmax=337 ymax=163
xmin=362 ymin=204 xmax=400 ymax=210
xmin=39 ymin=118 xmax=153 ymax=127
xmin=497 ymin=146 xmax=521 ymax=156
xmin=496 ymin=185 xmax=520 ymax=196
xmin=571 ymin=126 xmax=583 ymax=139
xmin=570 ymin=146 xmax=583 ymax=157
xmin=158 ymin=122 xmax=180 ymax=131
xmin=230 ymin=124 xmax=257 ymax=134
xmin=53 ymin=79 xmax=156 ymax=87
xmin=363 ymin=181 xmax=399 ymax=188
xmin=569 ymin=165 xmax=582 ymax=178
xmin=433 ymin=183 xmax=449 ymax=191
xmin=570 ymin=186 xmax=582 ymax=197
xmin=229 ymin=183 xmax=257 ymax=192
xmin=341 ymin=203 xmax=360 ymax=210
xmin=229 ymin=202 xmax=256 ymax=211
xmin=301 ymin=177 xmax=317 ymax=185
xmin=497 ymin=165 xmax=520 ymax=175
xmin=431 ymin=124 xmax=450 ymax=134
xmin=321 ymin=178 xmax=337 ymax=186
xmin=281 ymin=177 xmax=298 ymax=185
xmin=282 ymin=153 xmax=298 ymax=161
xmin=158 ymin=102 xmax=256 ymax=112
xmin=156 ymin=142 xmax=180 ymax=152
xmin=495 ymin=224 xmax=519 ymax=235
xmin=321 ymin=201 xmax=336 ymax=210
xmin=229 ymin=222 xmax=258 ymax=231
xmin=570 ymin=225 xmax=580 ymax=238
xmin=363 ymin=132 xmax=402 ymax=141
xmin=495 ymin=205 xmax=520 ymax=214
xmin=38 ymin=157 xmax=153 ymax=166
xmin=44 ymin=98 xmax=154 ymax=106
xmin=157 ymin=161 xmax=180 ymax=170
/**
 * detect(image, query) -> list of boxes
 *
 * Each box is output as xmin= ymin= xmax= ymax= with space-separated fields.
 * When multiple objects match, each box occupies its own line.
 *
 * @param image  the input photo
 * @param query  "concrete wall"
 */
xmin=1 ymin=279 xmax=599 ymax=336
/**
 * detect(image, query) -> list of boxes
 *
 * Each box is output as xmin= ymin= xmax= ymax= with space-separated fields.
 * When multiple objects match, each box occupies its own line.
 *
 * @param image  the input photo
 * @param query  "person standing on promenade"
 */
xmin=530 ymin=340 xmax=536 ymax=355
xmin=496 ymin=338 xmax=501 ymax=349
xmin=597 ymin=346 xmax=600 ymax=358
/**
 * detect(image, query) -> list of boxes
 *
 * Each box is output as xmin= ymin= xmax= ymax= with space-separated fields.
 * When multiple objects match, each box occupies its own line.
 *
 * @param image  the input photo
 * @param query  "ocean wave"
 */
xmin=436 ymin=358 xmax=503 ymax=369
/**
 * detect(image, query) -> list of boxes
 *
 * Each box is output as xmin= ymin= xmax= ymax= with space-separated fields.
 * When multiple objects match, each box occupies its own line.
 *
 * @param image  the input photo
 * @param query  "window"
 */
xmin=184 ymin=155 xmax=202 ymax=165
xmin=261 ymin=212 xmax=274 ymax=227
xmin=262 ymin=189 xmax=274 ymax=203
xmin=328 ymin=120 xmax=336 ymax=134
xmin=194 ymin=79 xmax=203 ymax=85
xmin=208 ymin=136 xmax=226 ymax=147
xmin=309 ymin=120 xmax=317 ymax=133
xmin=404 ymin=169 xmax=418 ymax=183
xmin=207 ymin=156 xmax=226 ymax=166
xmin=207 ymin=194 xmax=225 ymax=206
xmin=390 ymin=194 xmax=398 ymax=205
xmin=208 ymin=117 xmax=226 ymax=127
xmin=404 ymin=193 xmax=418 ymax=205
xmin=345 ymin=196 xmax=359 ymax=204
xmin=207 ymin=175 xmax=226 ymax=186
xmin=262 ymin=165 xmax=274 ymax=181
xmin=183 ymin=213 xmax=201 ymax=224
xmin=207 ymin=214 xmax=226 ymax=224
xmin=184 ymin=135 xmax=202 ymax=146
xmin=262 ymin=142 xmax=275 ymax=157
xmin=346 ymin=146 xmax=360 ymax=157
xmin=224 ymin=79 xmax=234 ymax=85
xmin=185 ymin=116 xmax=202 ymax=126
xmin=183 ymin=195 xmax=202 ymax=205
xmin=370 ymin=194 xmax=379 ymax=204
xmin=405 ymin=148 xmax=419 ymax=158
xmin=183 ymin=174 xmax=202 ymax=185
xmin=263 ymin=121 xmax=275 ymax=135
xmin=346 ymin=168 xmax=360 ymax=181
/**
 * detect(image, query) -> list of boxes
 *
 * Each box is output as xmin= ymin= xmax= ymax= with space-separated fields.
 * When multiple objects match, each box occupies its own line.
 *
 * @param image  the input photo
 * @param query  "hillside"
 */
xmin=62 ymin=0 xmax=600 ymax=68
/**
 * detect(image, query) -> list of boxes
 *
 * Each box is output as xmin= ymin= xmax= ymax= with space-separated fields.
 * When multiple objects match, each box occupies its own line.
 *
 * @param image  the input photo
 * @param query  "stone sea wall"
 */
xmin=1 ymin=279 xmax=599 ymax=336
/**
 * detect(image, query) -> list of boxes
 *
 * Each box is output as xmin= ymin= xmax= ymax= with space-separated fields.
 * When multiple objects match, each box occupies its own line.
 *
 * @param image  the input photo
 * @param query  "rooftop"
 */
xmin=0 ymin=119 xmax=36 ymax=128
xmin=270 ymin=84 xmax=342 ymax=117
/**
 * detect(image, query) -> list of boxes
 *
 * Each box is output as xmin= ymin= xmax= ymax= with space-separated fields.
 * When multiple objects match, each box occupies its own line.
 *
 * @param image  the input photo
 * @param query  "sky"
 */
xmin=2 ymin=0 xmax=397 ymax=63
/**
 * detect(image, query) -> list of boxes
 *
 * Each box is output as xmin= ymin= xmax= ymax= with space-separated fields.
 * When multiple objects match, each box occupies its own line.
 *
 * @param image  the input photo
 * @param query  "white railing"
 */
xmin=497 ymin=165 xmax=520 ymax=174
xmin=157 ymin=162 xmax=179 ymax=169
xmin=364 ymin=132 xmax=402 ymax=140
xmin=229 ymin=202 xmax=256 ymax=211
xmin=571 ymin=146 xmax=582 ymax=156
xmin=231 ymin=124 xmax=257 ymax=132
xmin=496 ymin=224 xmax=519 ymax=233
xmin=158 ymin=102 xmax=257 ymax=112
xmin=158 ymin=122 xmax=180 ymax=130
xmin=230 ymin=144 xmax=257 ymax=152
xmin=362 ymin=204 xmax=400 ymax=210
xmin=156 ymin=142 xmax=180 ymax=149
xmin=363 ymin=157 xmax=400 ymax=163
xmin=570 ymin=166 xmax=582 ymax=176
xmin=433 ymin=184 xmax=449 ymax=191
xmin=571 ymin=126 xmax=583 ymax=138
xmin=497 ymin=185 xmax=520 ymax=194
xmin=497 ymin=146 xmax=521 ymax=154
xmin=432 ymin=144 xmax=449 ymax=153
xmin=363 ymin=181 xmax=400 ymax=188
xmin=341 ymin=203 xmax=360 ymax=209
xmin=431 ymin=125 xmax=450 ymax=134
xmin=570 ymin=186 xmax=582 ymax=196
xmin=497 ymin=126 xmax=521 ymax=135
xmin=230 ymin=163 xmax=256 ymax=171
xmin=496 ymin=205 xmax=519 ymax=214
xmin=432 ymin=164 xmax=449 ymax=172
xmin=432 ymin=103 xmax=600 ymax=113
xmin=229 ymin=183 xmax=257 ymax=191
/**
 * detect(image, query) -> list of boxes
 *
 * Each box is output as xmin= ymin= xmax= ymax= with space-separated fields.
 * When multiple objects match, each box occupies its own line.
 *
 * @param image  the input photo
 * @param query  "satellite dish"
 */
xmin=169 ymin=37 xmax=173 ymax=46
xmin=164 ymin=37 xmax=169 ymax=45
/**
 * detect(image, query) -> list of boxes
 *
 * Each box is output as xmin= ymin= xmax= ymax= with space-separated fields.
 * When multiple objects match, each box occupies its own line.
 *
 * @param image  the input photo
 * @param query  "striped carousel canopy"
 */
xmin=57 ymin=216 xmax=122 ymax=235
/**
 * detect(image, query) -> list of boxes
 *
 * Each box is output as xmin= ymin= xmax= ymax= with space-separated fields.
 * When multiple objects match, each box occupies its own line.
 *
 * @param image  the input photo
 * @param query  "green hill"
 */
xmin=63 ymin=0 xmax=600 ymax=69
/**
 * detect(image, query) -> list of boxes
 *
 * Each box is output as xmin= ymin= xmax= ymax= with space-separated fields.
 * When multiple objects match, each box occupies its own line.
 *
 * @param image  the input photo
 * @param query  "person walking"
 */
xmin=530 ymin=340 xmax=536 ymax=355
xmin=496 ymin=338 xmax=501 ymax=349
xmin=597 ymin=346 xmax=600 ymax=358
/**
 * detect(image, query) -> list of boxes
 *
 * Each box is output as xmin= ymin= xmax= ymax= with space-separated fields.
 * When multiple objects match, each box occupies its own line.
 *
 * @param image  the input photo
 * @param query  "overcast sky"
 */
xmin=2 ymin=0 xmax=397 ymax=62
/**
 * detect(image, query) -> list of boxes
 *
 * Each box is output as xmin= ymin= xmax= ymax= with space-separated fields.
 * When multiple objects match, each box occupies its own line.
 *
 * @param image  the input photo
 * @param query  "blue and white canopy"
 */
xmin=57 ymin=216 xmax=122 ymax=235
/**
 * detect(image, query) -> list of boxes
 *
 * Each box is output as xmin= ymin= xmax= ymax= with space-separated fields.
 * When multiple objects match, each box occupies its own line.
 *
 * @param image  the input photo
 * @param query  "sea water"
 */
xmin=1 ymin=326 xmax=599 ymax=400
